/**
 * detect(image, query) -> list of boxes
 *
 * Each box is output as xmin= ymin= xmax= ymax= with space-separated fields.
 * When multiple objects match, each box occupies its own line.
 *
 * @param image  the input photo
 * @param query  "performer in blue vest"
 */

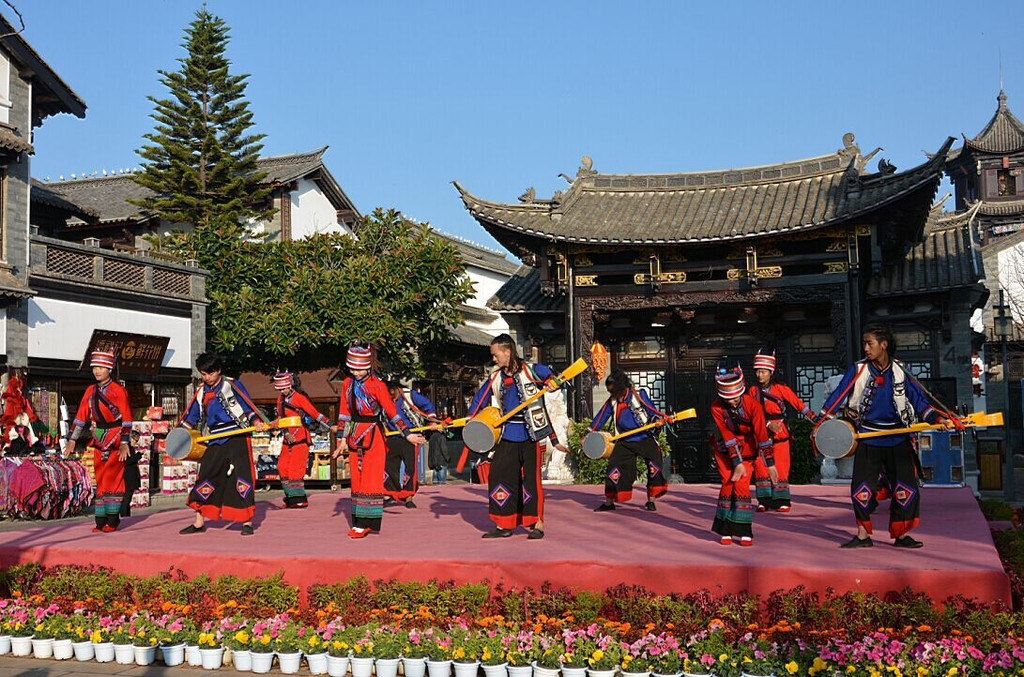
xmin=590 ymin=370 xmax=670 ymax=513
xmin=177 ymin=352 xmax=266 ymax=536
xmin=821 ymin=325 xmax=952 ymax=549
xmin=383 ymin=381 xmax=440 ymax=508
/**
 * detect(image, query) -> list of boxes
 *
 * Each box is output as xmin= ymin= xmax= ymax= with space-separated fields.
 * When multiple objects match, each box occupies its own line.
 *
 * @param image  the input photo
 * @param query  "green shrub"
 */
xmin=567 ymin=419 xmax=667 ymax=485
xmin=787 ymin=418 xmax=819 ymax=485
xmin=980 ymin=498 xmax=1017 ymax=521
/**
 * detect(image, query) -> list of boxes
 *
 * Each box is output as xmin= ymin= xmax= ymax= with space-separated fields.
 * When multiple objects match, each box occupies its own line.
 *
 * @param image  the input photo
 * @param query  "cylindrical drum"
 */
xmin=164 ymin=427 xmax=206 ymax=462
xmin=811 ymin=418 xmax=857 ymax=459
xmin=462 ymin=406 xmax=503 ymax=453
xmin=582 ymin=431 xmax=614 ymax=460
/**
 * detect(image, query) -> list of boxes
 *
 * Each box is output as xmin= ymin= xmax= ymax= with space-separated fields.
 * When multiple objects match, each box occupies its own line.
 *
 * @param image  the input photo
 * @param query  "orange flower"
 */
xmin=917 ymin=625 xmax=932 ymax=633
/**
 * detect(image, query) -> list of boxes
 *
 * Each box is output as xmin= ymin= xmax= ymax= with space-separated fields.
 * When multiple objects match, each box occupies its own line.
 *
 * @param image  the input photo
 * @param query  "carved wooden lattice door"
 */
xmin=671 ymin=357 xmax=720 ymax=483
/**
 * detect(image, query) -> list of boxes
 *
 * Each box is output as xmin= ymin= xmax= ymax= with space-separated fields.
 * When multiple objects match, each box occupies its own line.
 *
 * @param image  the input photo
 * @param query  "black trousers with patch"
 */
xmin=850 ymin=438 xmax=920 ymax=539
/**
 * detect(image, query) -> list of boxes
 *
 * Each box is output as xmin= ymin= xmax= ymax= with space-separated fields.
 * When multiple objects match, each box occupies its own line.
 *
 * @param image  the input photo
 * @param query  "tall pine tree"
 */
xmin=131 ymin=7 xmax=273 ymax=231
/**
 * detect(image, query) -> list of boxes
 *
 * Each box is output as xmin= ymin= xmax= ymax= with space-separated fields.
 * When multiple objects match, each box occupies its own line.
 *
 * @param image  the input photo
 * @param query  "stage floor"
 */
xmin=0 ymin=484 xmax=1009 ymax=605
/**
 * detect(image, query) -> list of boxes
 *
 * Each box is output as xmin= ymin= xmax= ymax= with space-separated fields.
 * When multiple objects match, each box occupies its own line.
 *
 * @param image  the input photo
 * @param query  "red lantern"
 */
xmin=591 ymin=341 xmax=609 ymax=381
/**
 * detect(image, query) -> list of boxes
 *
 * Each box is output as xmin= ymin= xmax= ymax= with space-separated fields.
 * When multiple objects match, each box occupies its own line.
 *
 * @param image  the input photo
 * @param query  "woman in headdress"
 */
xmin=274 ymin=371 xmax=332 ymax=508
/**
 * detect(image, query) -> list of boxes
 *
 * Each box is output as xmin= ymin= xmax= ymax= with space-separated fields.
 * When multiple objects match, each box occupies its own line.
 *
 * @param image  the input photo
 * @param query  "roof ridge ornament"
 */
xmin=576 ymin=155 xmax=597 ymax=178
xmin=838 ymin=132 xmax=883 ymax=175
xmin=998 ymin=90 xmax=1008 ymax=110
xmin=518 ymin=187 xmax=536 ymax=203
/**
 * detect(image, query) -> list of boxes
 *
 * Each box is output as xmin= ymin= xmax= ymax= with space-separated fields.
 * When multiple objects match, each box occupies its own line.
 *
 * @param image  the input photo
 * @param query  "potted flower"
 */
xmin=647 ymin=634 xmax=683 ymax=677
xmin=31 ymin=616 xmax=56 ymax=659
xmin=481 ymin=630 xmax=510 ymax=677
xmin=111 ymin=619 xmax=136 ymax=664
xmin=223 ymin=624 xmax=253 ymax=672
xmin=683 ymin=629 xmax=731 ymax=677
xmin=506 ymin=628 xmax=535 ymax=677
xmin=51 ymin=616 xmax=78 ymax=660
xmin=533 ymin=634 xmax=562 ymax=677
xmin=350 ymin=624 xmax=378 ymax=677
xmin=423 ymin=627 xmax=453 ymax=677
xmin=131 ymin=616 xmax=159 ymax=666
xmin=0 ymin=602 xmax=13 ymax=656
xmin=198 ymin=628 xmax=226 ymax=670
xmin=249 ymin=620 xmax=276 ymax=674
xmin=158 ymin=615 xmax=190 ymax=667
xmin=403 ymin=627 xmax=429 ymax=677
xmin=621 ymin=636 xmax=653 ymax=677
xmin=372 ymin=625 xmax=405 ymax=677
xmin=450 ymin=627 xmax=483 ymax=677
xmin=274 ymin=619 xmax=305 ymax=675
xmin=324 ymin=623 xmax=352 ymax=677
xmin=304 ymin=627 xmax=329 ymax=675
xmin=581 ymin=632 xmax=622 ymax=677
xmin=71 ymin=622 xmax=95 ymax=661
xmin=91 ymin=626 xmax=115 ymax=663
xmin=738 ymin=639 xmax=780 ymax=677
xmin=7 ymin=605 xmax=33 ymax=657
xmin=560 ymin=630 xmax=589 ymax=677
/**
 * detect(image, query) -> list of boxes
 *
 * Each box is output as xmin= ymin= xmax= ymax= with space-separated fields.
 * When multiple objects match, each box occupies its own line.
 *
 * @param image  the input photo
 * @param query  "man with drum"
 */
xmin=383 ymin=381 xmax=441 ymax=509
xmin=467 ymin=334 xmax=567 ymax=540
xmin=820 ymin=325 xmax=952 ymax=549
xmin=709 ymin=364 xmax=776 ymax=546
xmin=65 ymin=350 xmax=133 ymax=533
xmin=178 ymin=352 xmax=266 ymax=536
xmin=749 ymin=349 xmax=815 ymax=513
xmin=589 ymin=370 xmax=670 ymax=513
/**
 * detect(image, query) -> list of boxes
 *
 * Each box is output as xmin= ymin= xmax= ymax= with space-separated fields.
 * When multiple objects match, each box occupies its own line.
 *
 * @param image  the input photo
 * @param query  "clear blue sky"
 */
xmin=20 ymin=1 xmax=1024 ymax=253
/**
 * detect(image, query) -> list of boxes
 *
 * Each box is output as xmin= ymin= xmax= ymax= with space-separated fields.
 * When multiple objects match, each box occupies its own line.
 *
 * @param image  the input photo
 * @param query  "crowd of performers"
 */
xmin=65 ymin=324 xmax=957 ymax=548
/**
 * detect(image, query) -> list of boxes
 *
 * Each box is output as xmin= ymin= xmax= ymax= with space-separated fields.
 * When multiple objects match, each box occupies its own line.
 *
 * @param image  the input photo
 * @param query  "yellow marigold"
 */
xmin=309 ymin=637 xmax=320 ymax=648
xmin=719 ymin=653 xmax=728 ymax=662
xmin=593 ymin=650 xmax=604 ymax=661
xmin=235 ymin=631 xmax=250 ymax=644
xmin=785 ymin=662 xmax=799 ymax=675
xmin=260 ymin=635 xmax=272 ymax=645
xmin=813 ymin=658 xmax=828 ymax=671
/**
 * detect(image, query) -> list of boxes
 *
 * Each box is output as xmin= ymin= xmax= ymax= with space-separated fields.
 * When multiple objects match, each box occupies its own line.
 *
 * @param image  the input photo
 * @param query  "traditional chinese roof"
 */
xmin=30 ymin=179 xmax=97 ymax=220
xmin=34 ymin=148 xmax=359 ymax=225
xmin=973 ymin=199 xmax=1024 ymax=217
xmin=0 ymin=125 xmax=33 ymax=154
xmin=487 ymin=266 xmax=565 ymax=313
xmin=867 ymin=202 xmax=985 ymax=297
xmin=433 ymin=231 xmax=519 ymax=275
xmin=456 ymin=137 xmax=953 ymax=251
xmin=964 ymin=91 xmax=1024 ymax=154
xmin=0 ymin=14 xmax=86 ymax=125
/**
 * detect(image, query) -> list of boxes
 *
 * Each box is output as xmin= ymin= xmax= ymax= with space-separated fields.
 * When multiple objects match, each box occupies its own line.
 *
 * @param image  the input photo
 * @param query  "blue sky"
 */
xmin=20 ymin=1 xmax=1024 ymax=253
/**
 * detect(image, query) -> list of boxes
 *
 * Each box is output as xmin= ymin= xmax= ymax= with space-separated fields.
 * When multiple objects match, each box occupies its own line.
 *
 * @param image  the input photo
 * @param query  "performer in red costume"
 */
xmin=332 ymin=345 xmax=426 ymax=538
xmin=748 ymin=349 xmax=816 ymax=513
xmin=274 ymin=371 xmax=331 ymax=508
xmin=709 ymin=363 xmax=776 ymax=546
xmin=64 ymin=350 xmax=132 ymax=533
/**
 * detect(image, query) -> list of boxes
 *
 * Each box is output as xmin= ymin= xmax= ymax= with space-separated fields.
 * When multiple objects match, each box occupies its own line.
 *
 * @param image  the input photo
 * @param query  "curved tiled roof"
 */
xmin=487 ymin=266 xmax=565 ymax=313
xmin=965 ymin=91 xmax=1024 ymax=154
xmin=457 ymin=138 xmax=953 ymax=247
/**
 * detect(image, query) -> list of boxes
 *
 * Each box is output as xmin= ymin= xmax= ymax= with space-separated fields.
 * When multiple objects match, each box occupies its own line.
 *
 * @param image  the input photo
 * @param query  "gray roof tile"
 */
xmin=487 ymin=266 xmax=565 ymax=313
xmin=965 ymin=91 xmax=1024 ymax=154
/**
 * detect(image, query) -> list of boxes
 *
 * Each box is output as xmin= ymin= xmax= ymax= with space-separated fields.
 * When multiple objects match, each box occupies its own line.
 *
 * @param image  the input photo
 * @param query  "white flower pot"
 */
xmin=351 ymin=655 xmax=375 ymax=677
xmin=72 ymin=640 xmax=95 ymax=661
xmin=741 ymin=673 xmax=775 ymax=677
xmin=562 ymin=666 xmax=587 ymax=677
xmin=0 ymin=635 xmax=10 ymax=656
xmin=251 ymin=650 xmax=275 ymax=674
xmin=587 ymin=670 xmax=617 ymax=677
xmin=201 ymin=646 xmax=226 ymax=670
xmin=404 ymin=656 xmax=428 ymax=677
xmin=483 ymin=662 xmax=509 ymax=677
xmin=327 ymin=654 xmax=351 ymax=677
xmin=278 ymin=651 xmax=303 ymax=674
xmin=533 ymin=662 xmax=561 ymax=677
xmin=94 ymin=641 xmax=115 ymax=662
xmin=652 ymin=672 xmax=683 ymax=677
xmin=509 ymin=666 xmax=533 ymax=677
xmin=377 ymin=657 xmax=401 ymax=677
xmin=53 ymin=638 xmax=74 ymax=660
xmin=135 ymin=644 xmax=158 ymax=665
xmin=682 ymin=672 xmax=714 ymax=677
xmin=31 ymin=637 xmax=54 ymax=659
xmin=10 ymin=635 xmax=33 ymax=657
xmin=622 ymin=671 xmax=650 ymax=677
xmin=233 ymin=648 xmax=253 ymax=671
xmin=114 ymin=643 xmax=136 ymax=664
xmin=187 ymin=644 xmax=203 ymax=666
xmin=162 ymin=643 xmax=186 ymax=667
xmin=428 ymin=659 xmax=453 ymax=677
xmin=307 ymin=651 xmax=328 ymax=675
xmin=454 ymin=660 xmax=481 ymax=677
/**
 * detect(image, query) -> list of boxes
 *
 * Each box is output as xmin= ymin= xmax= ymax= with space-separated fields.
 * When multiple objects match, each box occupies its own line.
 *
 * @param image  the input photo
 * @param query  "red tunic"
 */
xmin=710 ymin=392 xmax=773 ymax=466
xmin=748 ymin=382 xmax=811 ymax=442
xmin=71 ymin=380 xmax=132 ymax=452
xmin=277 ymin=391 xmax=330 ymax=445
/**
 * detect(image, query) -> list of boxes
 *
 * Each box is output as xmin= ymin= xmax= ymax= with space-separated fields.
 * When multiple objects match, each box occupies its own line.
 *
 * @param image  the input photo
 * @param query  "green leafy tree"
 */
xmin=168 ymin=209 xmax=474 ymax=375
xmin=131 ymin=7 xmax=274 ymax=228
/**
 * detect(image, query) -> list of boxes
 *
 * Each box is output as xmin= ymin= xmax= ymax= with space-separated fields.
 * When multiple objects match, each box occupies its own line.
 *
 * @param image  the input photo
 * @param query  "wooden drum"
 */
xmin=462 ymin=406 xmax=504 ymax=453
xmin=582 ymin=431 xmax=614 ymax=460
xmin=811 ymin=418 xmax=857 ymax=459
xmin=164 ymin=427 xmax=207 ymax=462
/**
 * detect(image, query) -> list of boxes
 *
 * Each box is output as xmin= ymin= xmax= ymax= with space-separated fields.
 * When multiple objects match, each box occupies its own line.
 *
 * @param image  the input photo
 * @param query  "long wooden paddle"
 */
xmin=607 ymin=408 xmax=697 ymax=442
xmin=855 ymin=411 xmax=1003 ymax=441
xmin=384 ymin=417 xmax=469 ymax=438
xmin=195 ymin=416 xmax=303 ymax=443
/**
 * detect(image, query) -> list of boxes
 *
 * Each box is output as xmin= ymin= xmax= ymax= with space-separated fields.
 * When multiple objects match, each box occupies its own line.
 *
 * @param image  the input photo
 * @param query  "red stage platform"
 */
xmin=0 ymin=484 xmax=1009 ymax=605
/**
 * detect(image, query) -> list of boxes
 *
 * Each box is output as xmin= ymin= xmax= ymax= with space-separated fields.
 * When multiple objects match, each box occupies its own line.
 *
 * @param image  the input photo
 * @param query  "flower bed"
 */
xmin=1 ymin=565 xmax=1024 ymax=675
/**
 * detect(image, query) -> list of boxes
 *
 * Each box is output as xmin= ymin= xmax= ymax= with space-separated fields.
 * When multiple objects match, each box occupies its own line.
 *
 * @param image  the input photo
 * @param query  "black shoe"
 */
xmin=481 ymin=528 xmax=514 ymax=539
xmin=594 ymin=503 xmax=615 ymax=512
xmin=240 ymin=524 xmax=254 ymax=536
xmin=405 ymin=499 xmax=417 ymax=509
xmin=839 ymin=535 xmax=873 ymax=548
xmin=383 ymin=496 xmax=397 ymax=506
xmin=528 ymin=528 xmax=545 ymax=540
xmin=894 ymin=535 xmax=923 ymax=549
xmin=179 ymin=524 xmax=206 ymax=535
xmin=645 ymin=501 xmax=657 ymax=512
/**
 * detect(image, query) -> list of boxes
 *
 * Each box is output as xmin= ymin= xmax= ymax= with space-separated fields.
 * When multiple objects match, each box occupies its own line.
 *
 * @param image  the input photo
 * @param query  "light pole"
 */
xmin=995 ymin=289 xmax=1015 ymax=501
